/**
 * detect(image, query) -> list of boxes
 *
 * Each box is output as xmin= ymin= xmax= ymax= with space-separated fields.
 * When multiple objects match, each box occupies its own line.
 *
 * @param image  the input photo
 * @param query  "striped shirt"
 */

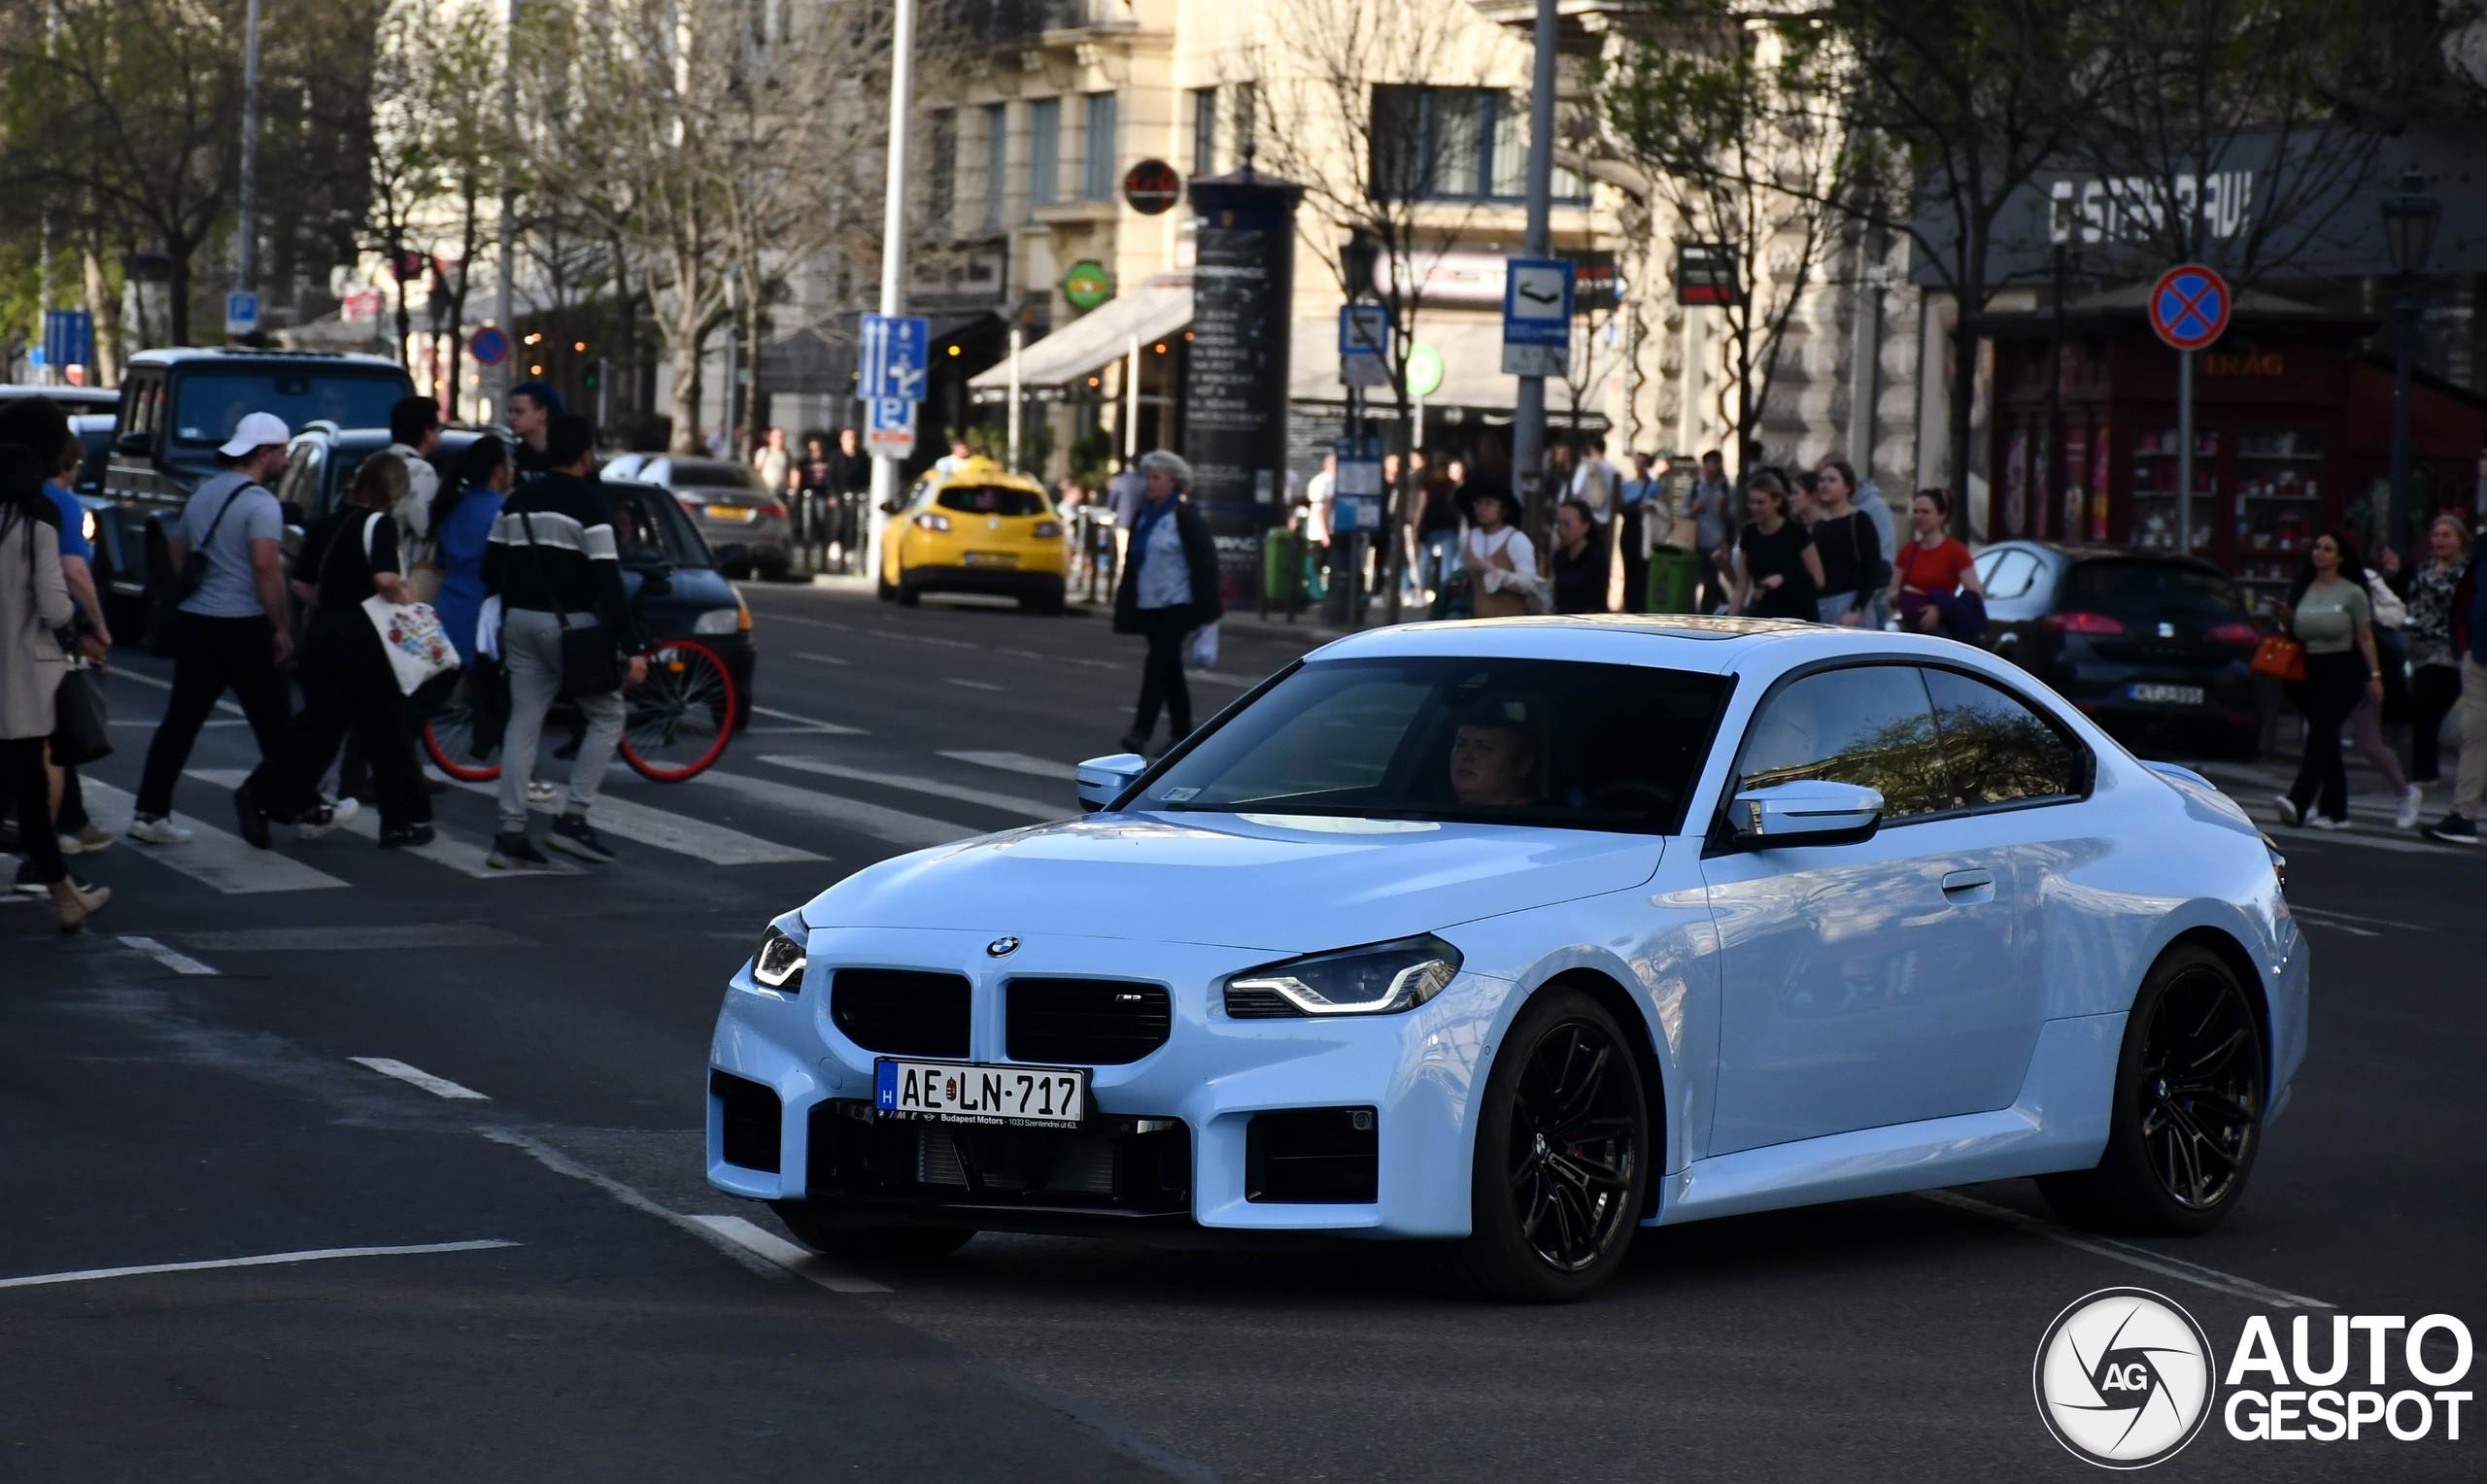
xmin=480 ymin=471 xmax=643 ymax=649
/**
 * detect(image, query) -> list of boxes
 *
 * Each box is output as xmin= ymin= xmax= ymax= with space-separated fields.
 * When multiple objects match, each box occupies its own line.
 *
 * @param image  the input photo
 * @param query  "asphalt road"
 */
xmin=5 ymin=582 xmax=2480 ymax=1482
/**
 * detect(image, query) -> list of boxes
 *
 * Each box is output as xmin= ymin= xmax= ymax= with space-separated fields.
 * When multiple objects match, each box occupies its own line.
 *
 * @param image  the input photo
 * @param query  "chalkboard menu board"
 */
xmin=1182 ymin=167 xmax=1304 ymax=588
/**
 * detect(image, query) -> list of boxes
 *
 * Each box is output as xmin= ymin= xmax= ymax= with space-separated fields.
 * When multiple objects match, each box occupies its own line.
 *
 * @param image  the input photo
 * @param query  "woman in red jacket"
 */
xmin=1888 ymin=488 xmax=1986 ymax=632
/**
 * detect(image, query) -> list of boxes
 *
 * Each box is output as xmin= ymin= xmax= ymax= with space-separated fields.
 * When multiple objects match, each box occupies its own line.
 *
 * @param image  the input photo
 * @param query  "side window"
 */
xmin=1982 ymin=550 xmax=2039 ymax=600
xmin=1735 ymin=664 xmax=1952 ymax=821
xmin=275 ymin=447 xmax=319 ymax=513
xmin=1922 ymin=667 xmax=2084 ymax=807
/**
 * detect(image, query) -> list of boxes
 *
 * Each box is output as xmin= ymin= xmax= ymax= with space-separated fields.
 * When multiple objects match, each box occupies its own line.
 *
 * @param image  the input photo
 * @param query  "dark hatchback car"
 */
xmin=1975 ymin=541 xmax=2265 ymax=757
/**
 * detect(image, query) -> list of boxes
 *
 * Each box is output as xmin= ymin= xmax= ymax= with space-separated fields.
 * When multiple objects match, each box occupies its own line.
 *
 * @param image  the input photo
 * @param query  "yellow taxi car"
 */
xmin=877 ymin=457 xmax=1068 ymax=612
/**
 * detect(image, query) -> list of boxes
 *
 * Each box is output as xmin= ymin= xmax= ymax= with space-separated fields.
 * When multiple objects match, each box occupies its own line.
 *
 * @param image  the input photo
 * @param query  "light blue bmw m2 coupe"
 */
xmin=707 ymin=616 xmax=2304 ymax=1300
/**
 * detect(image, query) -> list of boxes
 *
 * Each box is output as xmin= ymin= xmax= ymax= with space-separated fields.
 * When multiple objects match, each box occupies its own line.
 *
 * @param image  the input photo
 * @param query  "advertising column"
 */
xmin=1181 ymin=166 xmax=1304 ymax=593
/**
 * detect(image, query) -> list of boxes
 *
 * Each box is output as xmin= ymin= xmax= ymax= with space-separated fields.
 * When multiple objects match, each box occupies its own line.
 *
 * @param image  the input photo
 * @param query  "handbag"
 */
xmin=2250 ymin=633 xmax=2306 ymax=683
xmin=50 ymin=659 xmax=112 ymax=766
xmin=353 ymin=515 xmax=460 ymax=696
xmin=518 ymin=510 xmax=622 ymax=699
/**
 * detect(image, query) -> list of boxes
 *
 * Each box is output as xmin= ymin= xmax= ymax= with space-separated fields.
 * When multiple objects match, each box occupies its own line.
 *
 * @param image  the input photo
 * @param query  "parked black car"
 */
xmin=93 ymin=348 xmax=415 ymax=644
xmin=1976 ymin=541 xmax=2266 ymax=757
xmin=579 ymin=478 xmax=756 ymax=729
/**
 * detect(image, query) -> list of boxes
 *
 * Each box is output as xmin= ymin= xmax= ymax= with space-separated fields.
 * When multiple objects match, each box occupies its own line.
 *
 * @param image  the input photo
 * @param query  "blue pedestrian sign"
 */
xmin=224 ymin=292 xmax=259 ymax=336
xmin=1338 ymin=304 xmax=1390 ymax=388
xmin=42 ymin=310 xmax=93 ymax=373
xmin=1501 ymin=257 xmax=1573 ymax=377
xmin=860 ymin=314 xmax=931 ymax=402
xmin=865 ymin=395 xmax=917 ymax=459
xmin=2148 ymin=264 xmax=2231 ymax=353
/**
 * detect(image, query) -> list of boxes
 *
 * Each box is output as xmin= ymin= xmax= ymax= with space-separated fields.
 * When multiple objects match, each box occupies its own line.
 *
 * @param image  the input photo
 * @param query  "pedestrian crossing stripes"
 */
xmin=939 ymin=750 xmax=1079 ymax=781
xmin=440 ymin=778 xmax=824 ymax=865
xmin=184 ymin=768 xmax=582 ymax=878
xmin=690 ymin=768 xmax=976 ymax=848
xmin=757 ymin=756 xmax=1063 ymax=821
xmin=82 ymin=779 xmax=349 ymax=895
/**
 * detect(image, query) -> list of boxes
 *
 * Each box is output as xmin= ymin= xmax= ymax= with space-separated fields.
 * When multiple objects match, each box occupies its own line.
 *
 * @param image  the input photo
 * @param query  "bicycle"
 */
xmin=423 ymin=636 xmax=739 ymax=785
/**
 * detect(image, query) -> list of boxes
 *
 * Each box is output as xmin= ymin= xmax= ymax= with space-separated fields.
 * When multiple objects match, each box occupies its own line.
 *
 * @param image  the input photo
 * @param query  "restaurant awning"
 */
xmin=968 ymin=286 xmax=1193 ymax=397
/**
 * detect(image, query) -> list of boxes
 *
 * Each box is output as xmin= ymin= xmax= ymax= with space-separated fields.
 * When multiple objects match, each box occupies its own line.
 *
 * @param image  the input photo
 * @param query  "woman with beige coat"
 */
xmin=0 ymin=444 xmax=109 ymax=928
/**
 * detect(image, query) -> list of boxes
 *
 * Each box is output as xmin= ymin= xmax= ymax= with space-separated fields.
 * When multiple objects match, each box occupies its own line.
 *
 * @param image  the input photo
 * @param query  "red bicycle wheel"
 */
xmin=620 ymin=639 xmax=737 ymax=782
xmin=421 ymin=671 xmax=502 ymax=781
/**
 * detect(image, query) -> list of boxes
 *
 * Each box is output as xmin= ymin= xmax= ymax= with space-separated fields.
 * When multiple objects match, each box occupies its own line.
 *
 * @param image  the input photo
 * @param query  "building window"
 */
xmin=1372 ymin=86 xmax=1587 ymax=203
xmin=1190 ymin=87 xmax=1217 ymax=177
xmin=984 ymin=103 xmax=1007 ymax=233
xmin=1028 ymin=96 xmax=1060 ymax=210
xmin=929 ymin=111 xmax=957 ymax=239
xmin=1083 ymin=91 xmax=1117 ymax=201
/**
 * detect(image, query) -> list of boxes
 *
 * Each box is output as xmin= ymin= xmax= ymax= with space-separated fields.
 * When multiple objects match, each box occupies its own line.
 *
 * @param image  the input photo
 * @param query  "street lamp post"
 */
xmin=2379 ymin=172 xmax=2439 ymax=559
xmin=1339 ymin=230 xmax=1380 ymax=626
xmin=1513 ymin=0 xmax=1558 ymax=527
xmin=865 ymin=0 xmax=919 ymax=583
xmin=234 ymin=0 xmax=263 ymax=335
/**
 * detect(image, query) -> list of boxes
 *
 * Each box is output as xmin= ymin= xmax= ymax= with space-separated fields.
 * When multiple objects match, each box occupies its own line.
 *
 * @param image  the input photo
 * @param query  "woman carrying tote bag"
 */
xmin=0 ymin=446 xmax=109 ymax=928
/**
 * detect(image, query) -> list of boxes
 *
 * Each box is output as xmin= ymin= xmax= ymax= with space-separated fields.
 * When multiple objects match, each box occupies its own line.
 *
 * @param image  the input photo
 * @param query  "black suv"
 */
xmin=94 ymin=348 xmax=414 ymax=641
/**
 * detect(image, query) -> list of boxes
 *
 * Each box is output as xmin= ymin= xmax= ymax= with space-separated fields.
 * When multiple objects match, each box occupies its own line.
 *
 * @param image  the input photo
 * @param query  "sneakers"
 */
xmin=50 ymin=876 xmax=111 ymax=933
xmin=2395 ymin=786 xmax=2424 ymax=830
xmin=2271 ymin=794 xmax=2304 ymax=828
xmin=378 ymin=823 xmax=437 ymax=849
xmin=231 ymin=784 xmax=273 ymax=849
xmin=487 ymin=831 xmax=551 ymax=869
xmin=127 ymin=814 xmax=194 ymax=846
xmin=543 ymin=812 xmax=616 ymax=864
xmin=58 ymin=824 xmax=113 ymax=856
xmin=294 ymin=796 xmax=359 ymax=841
xmin=2425 ymin=812 xmax=2479 ymax=845
xmin=2309 ymin=815 xmax=2352 ymax=831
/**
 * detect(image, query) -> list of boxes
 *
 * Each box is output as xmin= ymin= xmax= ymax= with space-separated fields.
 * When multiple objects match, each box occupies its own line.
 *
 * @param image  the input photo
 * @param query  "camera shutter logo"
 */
xmin=2033 ymin=1288 xmax=2216 ymax=1468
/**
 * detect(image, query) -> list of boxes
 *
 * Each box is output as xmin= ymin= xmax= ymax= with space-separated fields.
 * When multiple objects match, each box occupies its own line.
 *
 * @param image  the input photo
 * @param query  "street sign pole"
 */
xmin=2177 ymin=350 xmax=2195 ymax=557
xmin=1512 ymin=0 xmax=1558 ymax=529
xmin=866 ymin=0 xmax=918 ymax=582
xmin=2147 ymin=265 xmax=2230 ymax=560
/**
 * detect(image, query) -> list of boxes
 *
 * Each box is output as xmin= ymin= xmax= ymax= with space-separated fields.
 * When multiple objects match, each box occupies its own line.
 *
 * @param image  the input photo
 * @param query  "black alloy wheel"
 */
xmin=1430 ymin=988 xmax=1649 ymax=1301
xmin=2039 ymin=944 xmax=2265 ymax=1234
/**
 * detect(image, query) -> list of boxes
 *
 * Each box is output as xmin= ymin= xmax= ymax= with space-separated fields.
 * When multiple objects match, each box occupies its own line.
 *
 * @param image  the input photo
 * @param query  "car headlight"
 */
xmin=694 ymin=606 xmax=741 ymax=634
xmin=750 ymin=917 xmax=808 ymax=991
xmin=1224 ymin=934 xmax=1462 ymax=1018
xmin=912 ymin=511 xmax=951 ymax=531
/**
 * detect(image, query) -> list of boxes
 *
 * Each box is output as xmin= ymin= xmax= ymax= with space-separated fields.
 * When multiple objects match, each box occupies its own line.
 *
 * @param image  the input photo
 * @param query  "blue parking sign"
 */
xmin=864 ymin=395 xmax=916 ymax=458
xmin=860 ymin=314 xmax=930 ymax=402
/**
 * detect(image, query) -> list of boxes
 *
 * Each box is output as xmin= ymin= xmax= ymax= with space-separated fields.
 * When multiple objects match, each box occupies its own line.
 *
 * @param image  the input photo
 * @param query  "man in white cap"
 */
xmin=130 ymin=411 xmax=350 ymax=843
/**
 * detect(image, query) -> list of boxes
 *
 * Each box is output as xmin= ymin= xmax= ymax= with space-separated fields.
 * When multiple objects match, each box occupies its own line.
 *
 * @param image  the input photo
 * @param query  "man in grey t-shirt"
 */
xmin=131 ymin=411 xmax=322 ymax=842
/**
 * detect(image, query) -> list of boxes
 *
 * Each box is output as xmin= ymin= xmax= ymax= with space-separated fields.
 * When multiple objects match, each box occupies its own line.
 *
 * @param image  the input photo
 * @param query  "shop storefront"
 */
xmin=1988 ymin=291 xmax=2486 ymax=615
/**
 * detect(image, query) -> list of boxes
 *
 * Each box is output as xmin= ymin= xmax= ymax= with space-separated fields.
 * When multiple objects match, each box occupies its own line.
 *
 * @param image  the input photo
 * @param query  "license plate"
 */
xmin=961 ymin=551 xmax=1019 ymax=567
xmin=2129 ymin=683 xmax=2204 ymax=706
xmin=705 ymin=504 xmax=758 ymax=522
xmin=875 ymin=1059 xmax=1087 ymax=1128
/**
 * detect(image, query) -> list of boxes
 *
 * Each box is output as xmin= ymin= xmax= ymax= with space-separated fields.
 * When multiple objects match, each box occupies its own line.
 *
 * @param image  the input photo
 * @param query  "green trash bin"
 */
xmin=1261 ymin=527 xmax=1298 ymax=605
xmin=1646 ymin=544 xmax=1699 ymax=614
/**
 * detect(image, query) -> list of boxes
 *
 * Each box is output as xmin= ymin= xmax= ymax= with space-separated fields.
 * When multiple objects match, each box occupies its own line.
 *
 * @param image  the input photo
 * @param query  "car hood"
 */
xmin=801 ymin=811 xmax=1666 ymax=953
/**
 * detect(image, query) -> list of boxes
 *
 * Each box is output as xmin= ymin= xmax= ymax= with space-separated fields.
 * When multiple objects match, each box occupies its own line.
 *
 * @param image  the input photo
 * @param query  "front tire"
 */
xmin=2039 ymin=944 xmax=2265 ymax=1234
xmin=1429 ymin=987 xmax=1649 ymax=1302
xmin=772 ymin=1202 xmax=975 ymax=1262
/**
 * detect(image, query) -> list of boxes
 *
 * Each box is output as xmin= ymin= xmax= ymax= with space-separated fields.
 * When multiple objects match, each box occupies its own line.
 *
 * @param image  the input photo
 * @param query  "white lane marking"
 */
xmin=2293 ymin=916 xmax=2378 ymax=937
xmin=749 ymin=704 xmax=868 ymax=736
xmin=688 ymin=1215 xmax=892 ymax=1295
xmin=945 ymin=677 xmax=1007 ymax=692
xmin=181 ymin=924 xmax=533 ymax=952
xmin=793 ymin=651 xmax=851 ymax=665
xmin=0 ymin=1239 xmax=518 ymax=1291
xmin=182 ymin=765 xmax=579 ymax=881
xmin=349 ymin=1057 xmax=491 ymax=1100
xmin=81 ymin=779 xmax=350 ymax=895
xmin=760 ymin=755 xmax=1062 ymax=821
xmin=103 ymin=665 xmax=246 ymax=717
xmin=2263 ymin=825 xmax=2450 ymax=856
xmin=744 ymin=612 xmax=853 ymax=632
xmin=1919 ymin=1190 xmax=2334 ymax=1308
xmin=994 ymin=646 xmax=1122 ymax=671
xmin=442 ymin=777 xmax=824 ymax=864
xmin=692 ymin=768 xmax=972 ymax=848
xmin=476 ymin=1129 xmax=786 ymax=1282
xmin=118 ymin=935 xmax=219 ymax=975
xmin=868 ymin=628 xmax=979 ymax=650
xmin=938 ymin=750 xmax=1078 ymax=781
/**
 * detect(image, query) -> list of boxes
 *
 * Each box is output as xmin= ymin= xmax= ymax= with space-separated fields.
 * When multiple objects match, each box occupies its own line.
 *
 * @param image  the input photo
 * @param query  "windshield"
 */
xmin=169 ymin=369 xmax=412 ymax=450
xmin=2063 ymin=560 xmax=2240 ymax=617
xmin=1132 ymin=657 xmax=1731 ymax=834
xmin=605 ymin=482 xmax=714 ymax=567
xmin=936 ymin=484 xmax=1049 ymax=517
xmin=666 ymin=459 xmax=769 ymax=493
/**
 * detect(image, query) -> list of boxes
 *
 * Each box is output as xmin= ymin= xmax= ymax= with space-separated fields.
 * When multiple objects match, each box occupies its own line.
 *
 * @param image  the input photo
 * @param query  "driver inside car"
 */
xmin=1448 ymin=696 xmax=1545 ymax=808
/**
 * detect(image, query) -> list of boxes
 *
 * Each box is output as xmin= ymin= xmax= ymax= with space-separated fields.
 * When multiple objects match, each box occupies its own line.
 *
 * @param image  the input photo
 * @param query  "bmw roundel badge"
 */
xmin=986 ymin=936 xmax=1020 ymax=958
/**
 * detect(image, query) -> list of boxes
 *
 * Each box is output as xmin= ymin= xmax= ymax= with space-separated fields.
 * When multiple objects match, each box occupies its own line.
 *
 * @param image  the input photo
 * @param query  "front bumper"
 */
xmin=900 ymin=563 xmax=1066 ymax=599
xmin=704 ymin=927 xmax=1508 ymax=1239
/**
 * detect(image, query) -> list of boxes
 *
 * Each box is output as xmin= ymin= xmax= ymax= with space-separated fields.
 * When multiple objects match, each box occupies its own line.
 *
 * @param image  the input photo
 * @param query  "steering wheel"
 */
xmin=1581 ymin=780 xmax=1674 ymax=812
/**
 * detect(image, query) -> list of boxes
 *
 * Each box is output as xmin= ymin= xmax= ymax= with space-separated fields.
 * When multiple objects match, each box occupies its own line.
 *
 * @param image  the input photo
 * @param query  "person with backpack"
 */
xmin=480 ymin=415 xmax=646 ymax=867
xmin=129 ymin=412 xmax=339 ymax=843
xmin=234 ymin=454 xmax=434 ymax=849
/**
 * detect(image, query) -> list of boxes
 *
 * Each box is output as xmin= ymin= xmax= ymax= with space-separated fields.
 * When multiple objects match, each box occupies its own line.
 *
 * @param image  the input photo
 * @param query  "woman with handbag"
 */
xmin=236 ymin=454 xmax=436 ymax=849
xmin=1451 ymin=485 xmax=1543 ymax=620
xmin=0 ymin=445 xmax=108 ymax=928
xmin=1112 ymin=450 xmax=1223 ymax=758
xmin=2273 ymin=530 xmax=2392 ymax=830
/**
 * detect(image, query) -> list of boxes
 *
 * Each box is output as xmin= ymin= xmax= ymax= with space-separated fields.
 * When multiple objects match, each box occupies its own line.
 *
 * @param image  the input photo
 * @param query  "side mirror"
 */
xmin=1730 ymin=779 xmax=1884 ymax=848
xmin=113 ymin=430 xmax=153 ymax=457
xmin=1074 ymin=752 xmax=1148 ymax=813
xmin=878 ymin=500 xmax=900 ymax=515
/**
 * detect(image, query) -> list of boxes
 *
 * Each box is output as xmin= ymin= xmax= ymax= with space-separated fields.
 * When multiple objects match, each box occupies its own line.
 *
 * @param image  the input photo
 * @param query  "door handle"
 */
xmin=1940 ymin=869 xmax=1996 ymax=894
